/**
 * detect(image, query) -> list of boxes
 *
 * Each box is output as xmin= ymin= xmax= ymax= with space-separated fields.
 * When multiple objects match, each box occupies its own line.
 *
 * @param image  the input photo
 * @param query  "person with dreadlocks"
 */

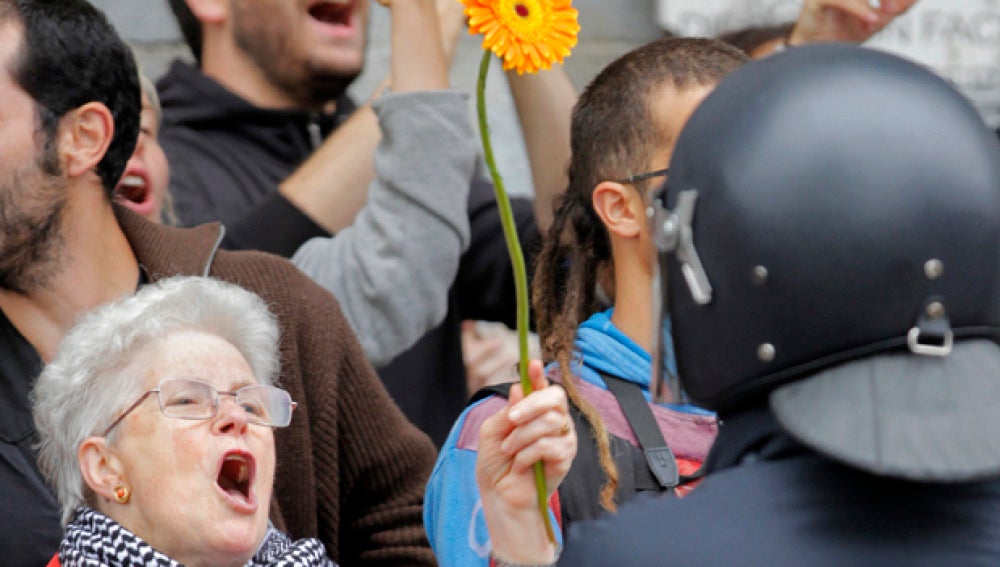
xmin=423 ymin=37 xmax=748 ymax=567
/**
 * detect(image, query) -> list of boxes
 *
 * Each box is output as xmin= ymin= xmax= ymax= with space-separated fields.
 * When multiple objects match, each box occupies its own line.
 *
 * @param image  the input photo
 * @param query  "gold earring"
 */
xmin=113 ymin=482 xmax=131 ymax=505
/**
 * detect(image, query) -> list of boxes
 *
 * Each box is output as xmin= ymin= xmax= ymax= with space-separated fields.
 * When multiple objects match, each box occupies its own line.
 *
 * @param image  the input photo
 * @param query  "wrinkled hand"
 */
xmin=477 ymin=360 xmax=575 ymax=512
xmin=789 ymin=0 xmax=918 ymax=45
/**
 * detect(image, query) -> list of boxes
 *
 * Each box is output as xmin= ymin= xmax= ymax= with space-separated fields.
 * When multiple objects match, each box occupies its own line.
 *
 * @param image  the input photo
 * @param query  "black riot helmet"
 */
xmin=653 ymin=43 xmax=1000 ymax=481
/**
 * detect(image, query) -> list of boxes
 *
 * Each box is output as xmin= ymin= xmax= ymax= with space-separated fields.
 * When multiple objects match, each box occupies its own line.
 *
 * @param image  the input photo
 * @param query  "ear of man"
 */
xmin=591 ymin=180 xmax=646 ymax=240
xmin=58 ymin=102 xmax=114 ymax=182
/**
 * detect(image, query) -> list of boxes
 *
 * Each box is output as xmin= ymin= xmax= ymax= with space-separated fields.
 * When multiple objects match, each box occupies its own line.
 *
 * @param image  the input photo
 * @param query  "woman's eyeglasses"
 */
xmin=102 ymin=378 xmax=297 ymax=436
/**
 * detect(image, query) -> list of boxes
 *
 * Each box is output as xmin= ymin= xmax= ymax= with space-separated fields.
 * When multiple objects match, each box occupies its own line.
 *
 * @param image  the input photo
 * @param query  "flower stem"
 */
xmin=476 ymin=48 xmax=556 ymax=545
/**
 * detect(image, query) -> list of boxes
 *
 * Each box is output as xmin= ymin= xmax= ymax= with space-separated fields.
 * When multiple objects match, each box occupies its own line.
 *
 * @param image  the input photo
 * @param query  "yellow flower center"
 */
xmin=497 ymin=0 xmax=545 ymax=40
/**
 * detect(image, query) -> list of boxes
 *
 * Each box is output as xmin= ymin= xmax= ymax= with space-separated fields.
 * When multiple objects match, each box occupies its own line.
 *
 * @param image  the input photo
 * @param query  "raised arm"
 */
xmin=788 ymin=0 xmax=918 ymax=45
xmin=505 ymin=67 xmax=575 ymax=233
xmin=732 ymin=0 xmax=919 ymax=59
xmin=276 ymin=100 xmax=382 ymax=236
xmin=164 ymin=0 xmax=467 ymax=249
xmin=279 ymin=0 xmax=455 ymax=234
xmin=291 ymin=0 xmax=474 ymax=367
xmin=435 ymin=0 xmax=575 ymax=233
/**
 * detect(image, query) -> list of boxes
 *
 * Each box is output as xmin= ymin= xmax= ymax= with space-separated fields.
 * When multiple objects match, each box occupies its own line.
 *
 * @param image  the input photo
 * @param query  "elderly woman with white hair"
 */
xmin=33 ymin=276 xmax=337 ymax=566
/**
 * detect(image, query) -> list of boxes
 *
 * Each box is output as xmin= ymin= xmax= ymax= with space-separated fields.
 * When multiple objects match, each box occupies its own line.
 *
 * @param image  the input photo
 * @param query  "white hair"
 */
xmin=32 ymin=276 xmax=280 ymax=525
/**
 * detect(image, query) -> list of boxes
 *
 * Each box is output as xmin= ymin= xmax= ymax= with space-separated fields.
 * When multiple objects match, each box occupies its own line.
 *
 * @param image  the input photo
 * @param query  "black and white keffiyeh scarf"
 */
xmin=59 ymin=507 xmax=336 ymax=566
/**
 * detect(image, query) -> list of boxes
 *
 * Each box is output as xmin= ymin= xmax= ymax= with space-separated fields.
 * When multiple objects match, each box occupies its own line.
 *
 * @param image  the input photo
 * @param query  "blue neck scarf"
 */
xmin=556 ymin=308 xmax=710 ymax=415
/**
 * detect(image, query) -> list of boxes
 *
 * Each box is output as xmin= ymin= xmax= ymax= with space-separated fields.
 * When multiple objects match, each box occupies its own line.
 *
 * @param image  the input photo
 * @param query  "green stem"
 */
xmin=476 ymin=48 xmax=556 ymax=545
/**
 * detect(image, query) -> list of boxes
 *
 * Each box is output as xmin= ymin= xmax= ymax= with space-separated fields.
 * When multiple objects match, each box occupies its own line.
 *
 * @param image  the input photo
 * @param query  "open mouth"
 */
xmin=115 ymin=172 xmax=151 ymax=208
xmin=307 ymin=0 xmax=353 ymax=27
xmin=216 ymin=451 xmax=256 ymax=511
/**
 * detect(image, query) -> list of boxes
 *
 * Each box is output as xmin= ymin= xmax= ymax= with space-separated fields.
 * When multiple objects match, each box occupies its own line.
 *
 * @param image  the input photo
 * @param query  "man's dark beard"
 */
xmin=297 ymin=62 xmax=358 ymax=108
xmin=232 ymin=4 xmax=361 ymax=108
xmin=0 ymin=162 xmax=68 ymax=294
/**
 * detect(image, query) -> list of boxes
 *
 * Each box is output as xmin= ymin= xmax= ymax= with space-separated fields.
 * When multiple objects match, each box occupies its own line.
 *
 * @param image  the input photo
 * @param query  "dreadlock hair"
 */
xmin=532 ymin=37 xmax=747 ymax=512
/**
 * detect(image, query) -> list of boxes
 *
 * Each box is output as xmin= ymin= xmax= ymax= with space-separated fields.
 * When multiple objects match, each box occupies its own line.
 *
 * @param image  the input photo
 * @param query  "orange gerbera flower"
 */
xmin=461 ymin=0 xmax=580 ymax=75
xmin=460 ymin=0 xmax=580 ymax=544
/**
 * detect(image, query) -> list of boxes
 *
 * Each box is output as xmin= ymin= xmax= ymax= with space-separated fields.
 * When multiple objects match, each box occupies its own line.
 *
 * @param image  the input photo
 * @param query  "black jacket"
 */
xmin=0 ymin=310 xmax=60 ymax=566
xmin=157 ymin=61 xmax=539 ymax=446
xmin=157 ymin=61 xmax=344 ymax=256
xmin=559 ymin=406 xmax=1000 ymax=566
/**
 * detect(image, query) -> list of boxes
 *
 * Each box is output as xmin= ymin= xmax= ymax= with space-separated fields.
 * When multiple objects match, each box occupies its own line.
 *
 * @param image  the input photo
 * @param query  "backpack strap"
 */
xmin=471 ymin=377 xmax=681 ymax=490
xmin=598 ymin=372 xmax=680 ymax=490
xmin=466 ymin=376 xmax=681 ymax=528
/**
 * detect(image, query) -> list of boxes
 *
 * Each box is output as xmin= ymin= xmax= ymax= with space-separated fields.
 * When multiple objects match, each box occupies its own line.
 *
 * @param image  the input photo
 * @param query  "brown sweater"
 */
xmin=117 ymin=207 xmax=439 ymax=565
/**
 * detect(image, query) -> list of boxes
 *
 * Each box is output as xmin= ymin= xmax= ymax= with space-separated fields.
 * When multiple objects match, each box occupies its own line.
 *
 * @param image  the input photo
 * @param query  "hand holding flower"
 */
xmin=477 ymin=360 xmax=576 ymax=564
xmin=459 ymin=0 xmax=579 ymax=545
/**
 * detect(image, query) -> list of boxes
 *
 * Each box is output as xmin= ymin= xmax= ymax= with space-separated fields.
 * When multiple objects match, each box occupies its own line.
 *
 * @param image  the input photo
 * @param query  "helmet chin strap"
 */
xmin=655 ymin=190 xmax=713 ymax=305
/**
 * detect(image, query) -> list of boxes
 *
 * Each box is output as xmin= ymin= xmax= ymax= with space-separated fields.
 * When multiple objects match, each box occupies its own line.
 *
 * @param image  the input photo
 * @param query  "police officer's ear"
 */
xmin=58 ymin=102 xmax=113 ymax=181
xmin=592 ymin=180 xmax=645 ymax=239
